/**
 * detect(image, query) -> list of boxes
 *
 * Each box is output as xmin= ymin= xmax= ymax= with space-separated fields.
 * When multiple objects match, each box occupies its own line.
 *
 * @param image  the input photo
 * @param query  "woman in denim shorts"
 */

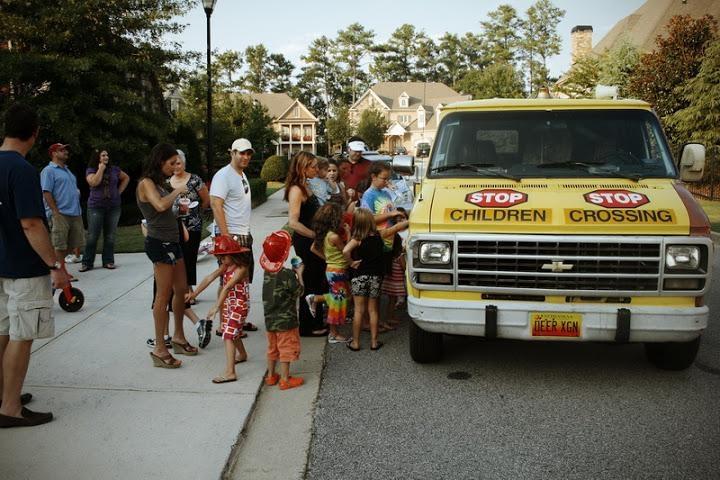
xmin=136 ymin=143 xmax=198 ymax=368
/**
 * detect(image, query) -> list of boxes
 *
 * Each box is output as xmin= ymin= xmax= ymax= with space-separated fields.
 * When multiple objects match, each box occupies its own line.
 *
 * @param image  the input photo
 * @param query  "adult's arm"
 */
xmin=210 ymin=195 xmax=228 ymax=236
xmin=118 ymin=170 xmax=130 ymax=194
xmin=138 ymin=178 xmax=185 ymax=212
xmin=42 ymin=191 xmax=60 ymax=216
xmin=198 ymin=184 xmax=211 ymax=210
xmin=374 ymin=210 xmax=405 ymax=224
xmin=85 ymin=163 xmax=107 ymax=187
xmin=287 ymin=186 xmax=315 ymax=239
xmin=20 ymin=217 xmax=69 ymax=288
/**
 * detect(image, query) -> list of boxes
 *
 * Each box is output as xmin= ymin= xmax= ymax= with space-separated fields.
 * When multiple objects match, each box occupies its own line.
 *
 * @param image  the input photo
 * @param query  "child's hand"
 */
xmin=207 ymin=306 xmax=218 ymax=319
xmin=350 ymin=259 xmax=362 ymax=269
xmin=184 ymin=292 xmax=194 ymax=302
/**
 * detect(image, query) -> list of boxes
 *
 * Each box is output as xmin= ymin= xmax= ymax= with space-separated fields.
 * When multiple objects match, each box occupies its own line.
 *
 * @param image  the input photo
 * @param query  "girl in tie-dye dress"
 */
xmin=306 ymin=203 xmax=353 ymax=344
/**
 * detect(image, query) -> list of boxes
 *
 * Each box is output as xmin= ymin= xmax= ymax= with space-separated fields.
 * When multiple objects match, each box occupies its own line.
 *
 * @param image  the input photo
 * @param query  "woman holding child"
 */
xmin=284 ymin=151 xmax=329 ymax=337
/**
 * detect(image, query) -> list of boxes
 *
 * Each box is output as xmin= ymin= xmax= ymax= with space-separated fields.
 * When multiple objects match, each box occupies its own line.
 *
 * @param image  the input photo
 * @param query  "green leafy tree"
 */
xmin=371 ymin=24 xmax=428 ymax=82
xmin=456 ymin=63 xmax=525 ymax=99
xmin=519 ymin=0 xmax=565 ymax=96
xmin=436 ymin=33 xmax=466 ymax=88
xmin=325 ymin=106 xmax=354 ymax=152
xmin=460 ymin=33 xmax=489 ymax=70
xmin=556 ymin=54 xmax=600 ymax=98
xmin=215 ymin=50 xmax=243 ymax=90
xmin=267 ymin=53 xmax=295 ymax=93
xmin=597 ymin=38 xmax=641 ymax=96
xmin=243 ymin=44 xmax=269 ymax=93
xmin=297 ymin=36 xmax=342 ymax=121
xmin=0 ymin=0 xmax=191 ymax=171
xmin=481 ymin=4 xmax=522 ymax=64
xmin=336 ymin=23 xmax=375 ymax=104
xmin=356 ymin=108 xmax=388 ymax=150
xmin=627 ymin=14 xmax=717 ymax=126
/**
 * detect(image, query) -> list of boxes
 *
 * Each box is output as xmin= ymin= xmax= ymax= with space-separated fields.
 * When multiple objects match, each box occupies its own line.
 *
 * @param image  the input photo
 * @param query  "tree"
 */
xmin=215 ymin=50 xmax=243 ymax=90
xmin=0 ymin=0 xmax=192 ymax=171
xmin=556 ymin=54 xmax=600 ymax=98
xmin=597 ymin=38 xmax=641 ymax=96
xmin=267 ymin=53 xmax=295 ymax=93
xmin=626 ymin=15 xmax=717 ymax=124
xmin=667 ymin=39 xmax=720 ymax=163
xmin=481 ymin=4 xmax=522 ymax=65
xmin=436 ymin=33 xmax=466 ymax=88
xmin=519 ymin=0 xmax=565 ymax=96
xmin=297 ymin=36 xmax=342 ymax=121
xmin=243 ymin=44 xmax=269 ymax=93
xmin=325 ymin=106 xmax=355 ymax=152
xmin=356 ymin=109 xmax=388 ymax=150
xmin=456 ymin=63 xmax=525 ymax=99
xmin=371 ymin=24 xmax=427 ymax=82
xmin=336 ymin=23 xmax=375 ymax=104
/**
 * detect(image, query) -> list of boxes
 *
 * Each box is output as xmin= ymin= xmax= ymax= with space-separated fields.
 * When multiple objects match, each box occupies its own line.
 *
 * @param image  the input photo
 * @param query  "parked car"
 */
xmin=416 ymin=142 xmax=431 ymax=158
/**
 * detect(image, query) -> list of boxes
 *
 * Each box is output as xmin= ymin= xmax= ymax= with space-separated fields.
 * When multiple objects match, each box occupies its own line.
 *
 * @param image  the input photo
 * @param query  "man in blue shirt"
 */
xmin=0 ymin=103 xmax=69 ymax=428
xmin=41 ymin=143 xmax=85 ymax=276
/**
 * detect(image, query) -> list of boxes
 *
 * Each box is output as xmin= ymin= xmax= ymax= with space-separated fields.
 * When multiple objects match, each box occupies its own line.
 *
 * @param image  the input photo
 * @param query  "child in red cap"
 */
xmin=186 ymin=235 xmax=251 ymax=384
xmin=260 ymin=230 xmax=304 ymax=390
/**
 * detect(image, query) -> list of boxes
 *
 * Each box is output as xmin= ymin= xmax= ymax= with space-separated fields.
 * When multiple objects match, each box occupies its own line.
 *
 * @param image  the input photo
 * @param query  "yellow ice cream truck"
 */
xmin=403 ymin=98 xmax=711 ymax=370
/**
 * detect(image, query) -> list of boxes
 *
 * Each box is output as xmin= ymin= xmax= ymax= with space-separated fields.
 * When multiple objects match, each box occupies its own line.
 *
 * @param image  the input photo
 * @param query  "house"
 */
xmin=247 ymin=92 xmax=318 ymax=157
xmin=349 ymin=82 xmax=471 ymax=156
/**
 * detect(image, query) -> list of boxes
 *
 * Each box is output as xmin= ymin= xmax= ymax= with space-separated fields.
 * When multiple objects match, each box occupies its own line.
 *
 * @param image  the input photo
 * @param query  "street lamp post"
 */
xmin=203 ymin=0 xmax=218 ymax=180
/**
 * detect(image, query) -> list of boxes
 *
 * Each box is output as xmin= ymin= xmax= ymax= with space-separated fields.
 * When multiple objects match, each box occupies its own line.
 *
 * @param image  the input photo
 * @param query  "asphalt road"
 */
xmin=306 ymin=254 xmax=720 ymax=480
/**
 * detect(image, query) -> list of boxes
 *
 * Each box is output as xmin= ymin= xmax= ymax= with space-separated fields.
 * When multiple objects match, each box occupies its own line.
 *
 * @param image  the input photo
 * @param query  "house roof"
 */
xmin=353 ymin=82 xmax=470 ymax=110
xmin=593 ymin=0 xmax=720 ymax=55
xmin=246 ymin=92 xmax=295 ymax=119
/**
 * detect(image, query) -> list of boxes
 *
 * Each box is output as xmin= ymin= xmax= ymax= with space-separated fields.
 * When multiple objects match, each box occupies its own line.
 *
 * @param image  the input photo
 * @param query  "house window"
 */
xmin=399 ymin=92 xmax=409 ymax=108
xmin=397 ymin=114 xmax=411 ymax=125
xmin=303 ymin=126 xmax=312 ymax=142
xmin=281 ymin=126 xmax=290 ymax=141
xmin=417 ymin=109 xmax=426 ymax=129
xmin=293 ymin=106 xmax=300 ymax=118
xmin=292 ymin=126 xmax=300 ymax=141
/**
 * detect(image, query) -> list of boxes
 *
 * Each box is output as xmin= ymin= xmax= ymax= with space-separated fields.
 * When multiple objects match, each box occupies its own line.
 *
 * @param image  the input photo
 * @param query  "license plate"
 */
xmin=530 ymin=312 xmax=582 ymax=337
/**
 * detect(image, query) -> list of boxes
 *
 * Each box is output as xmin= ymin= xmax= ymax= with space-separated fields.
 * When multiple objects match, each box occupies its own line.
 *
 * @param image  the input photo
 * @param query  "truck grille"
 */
xmin=456 ymin=239 xmax=661 ymax=292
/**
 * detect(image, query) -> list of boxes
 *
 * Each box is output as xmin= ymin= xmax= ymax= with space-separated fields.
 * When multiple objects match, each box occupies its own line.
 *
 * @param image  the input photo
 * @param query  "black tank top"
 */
xmin=298 ymin=193 xmax=319 ymax=228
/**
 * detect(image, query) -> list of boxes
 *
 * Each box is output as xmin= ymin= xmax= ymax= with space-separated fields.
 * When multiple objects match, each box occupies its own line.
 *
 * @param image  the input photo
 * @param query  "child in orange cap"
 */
xmin=260 ymin=230 xmax=304 ymax=390
xmin=186 ymin=235 xmax=251 ymax=384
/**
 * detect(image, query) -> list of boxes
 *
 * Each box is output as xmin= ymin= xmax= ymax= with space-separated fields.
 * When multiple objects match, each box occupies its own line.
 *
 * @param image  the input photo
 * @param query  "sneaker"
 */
xmin=146 ymin=336 xmax=172 ymax=348
xmin=328 ymin=334 xmax=351 ymax=344
xmin=305 ymin=294 xmax=316 ymax=318
xmin=197 ymin=319 xmax=212 ymax=349
xmin=265 ymin=373 xmax=280 ymax=386
xmin=279 ymin=376 xmax=304 ymax=390
xmin=64 ymin=254 xmax=82 ymax=264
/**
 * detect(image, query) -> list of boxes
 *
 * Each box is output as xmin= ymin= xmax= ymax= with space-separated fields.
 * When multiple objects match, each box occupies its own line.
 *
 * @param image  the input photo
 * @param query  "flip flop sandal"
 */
xmin=103 ymin=263 xmax=116 ymax=270
xmin=347 ymin=343 xmax=361 ymax=352
xmin=370 ymin=341 xmax=384 ymax=351
xmin=243 ymin=322 xmax=258 ymax=331
xmin=78 ymin=265 xmax=91 ymax=272
xmin=234 ymin=357 xmax=247 ymax=364
xmin=212 ymin=375 xmax=237 ymax=384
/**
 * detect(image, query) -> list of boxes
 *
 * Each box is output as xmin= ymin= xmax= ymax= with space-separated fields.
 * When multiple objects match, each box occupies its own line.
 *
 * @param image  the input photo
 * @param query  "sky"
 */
xmin=169 ymin=0 xmax=647 ymax=78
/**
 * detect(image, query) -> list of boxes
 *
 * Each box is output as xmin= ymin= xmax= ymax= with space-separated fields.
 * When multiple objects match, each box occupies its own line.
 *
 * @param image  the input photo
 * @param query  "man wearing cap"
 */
xmin=343 ymin=136 xmax=372 ymax=200
xmin=0 ymin=104 xmax=69 ymax=428
xmin=40 ymin=143 xmax=85 ymax=276
xmin=210 ymin=138 xmax=255 ymax=281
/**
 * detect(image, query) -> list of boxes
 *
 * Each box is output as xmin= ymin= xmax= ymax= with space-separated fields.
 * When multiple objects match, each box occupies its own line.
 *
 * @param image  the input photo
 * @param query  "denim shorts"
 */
xmin=144 ymin=237 xmax=184 ymax=265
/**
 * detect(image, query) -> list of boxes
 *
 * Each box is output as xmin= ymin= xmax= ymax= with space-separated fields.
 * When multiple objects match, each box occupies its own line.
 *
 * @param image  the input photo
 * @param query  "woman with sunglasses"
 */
xmin=79 ymin=149 xmax=129 ymax=271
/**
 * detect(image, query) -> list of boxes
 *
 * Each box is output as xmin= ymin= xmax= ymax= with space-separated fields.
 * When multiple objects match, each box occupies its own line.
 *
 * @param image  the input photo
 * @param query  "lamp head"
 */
xmin=202 ymin=0 xmax=217 ymax=13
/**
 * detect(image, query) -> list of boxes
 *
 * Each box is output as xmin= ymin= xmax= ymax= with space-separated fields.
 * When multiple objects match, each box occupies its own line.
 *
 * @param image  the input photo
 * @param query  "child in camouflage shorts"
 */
xmin=260 ymin=230 xmax=304 ymax=390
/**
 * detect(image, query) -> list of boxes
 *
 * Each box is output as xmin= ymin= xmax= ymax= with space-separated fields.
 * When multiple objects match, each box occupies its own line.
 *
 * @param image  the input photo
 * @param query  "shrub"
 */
xmin=260 ymin=155 xmax=289 ymax=182
xmin=249 ymin=178 xmax=267 ymax=206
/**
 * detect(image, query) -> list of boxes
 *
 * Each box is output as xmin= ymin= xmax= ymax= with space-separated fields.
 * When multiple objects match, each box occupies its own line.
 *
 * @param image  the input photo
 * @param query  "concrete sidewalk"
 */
xmin=0 ymin=190 xmax=319 ymax=480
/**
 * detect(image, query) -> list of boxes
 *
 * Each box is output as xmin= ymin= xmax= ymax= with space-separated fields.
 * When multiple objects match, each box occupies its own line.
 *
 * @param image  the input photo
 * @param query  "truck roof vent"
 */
xmin=560 ymin=183 xmax=649 ymax=189
xmin=456 ymin=183 xmax=548 ymax=189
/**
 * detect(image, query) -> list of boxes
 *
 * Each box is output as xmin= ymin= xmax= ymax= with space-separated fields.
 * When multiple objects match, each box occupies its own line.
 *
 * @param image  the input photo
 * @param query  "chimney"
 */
xmin=571 ymin=25 xmax=593 ymax=64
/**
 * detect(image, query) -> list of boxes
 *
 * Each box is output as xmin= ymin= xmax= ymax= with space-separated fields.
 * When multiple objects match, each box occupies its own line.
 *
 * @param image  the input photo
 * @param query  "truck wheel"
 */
xmin=409 ymin=319 xmax=443 ymax=363
xmin=644 ymin=336 xmax=701 ymax=371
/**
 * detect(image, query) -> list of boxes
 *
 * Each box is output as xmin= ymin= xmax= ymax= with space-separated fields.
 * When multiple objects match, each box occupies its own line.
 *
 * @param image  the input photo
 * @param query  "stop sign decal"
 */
xmin=465 ymin=189 xmax=528 ymax=208
xmin=584 ymin=190 xmax=649 ymax=208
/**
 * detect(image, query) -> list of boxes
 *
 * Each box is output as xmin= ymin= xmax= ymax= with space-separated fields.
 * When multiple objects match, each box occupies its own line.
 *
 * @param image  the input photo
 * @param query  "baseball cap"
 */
xmin=229 ymin=138 xmax=254 ymax=153
xmin=260 ymin=230 xmax=292 ymax=273
xmin=48 ymin=143 xmax=70 ymax=156
xmin=348 ymin=140 xmax=366 ymax=152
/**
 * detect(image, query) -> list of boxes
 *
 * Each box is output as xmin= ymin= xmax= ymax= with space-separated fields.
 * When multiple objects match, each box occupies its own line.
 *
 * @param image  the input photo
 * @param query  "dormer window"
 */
xmin=417 ymin=106 xmax=426 ymax=129
xmin=399 ymin=92 xmax=409 ymax=108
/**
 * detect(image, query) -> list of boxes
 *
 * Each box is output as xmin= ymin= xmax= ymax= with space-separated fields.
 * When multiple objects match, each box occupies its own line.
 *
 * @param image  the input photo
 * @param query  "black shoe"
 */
xmin=0 ymin=408 xmax=53 ymax=428
xmin=0 ymin=392 xmax=32 ymax=408
xmin=146 ymin=336 xmax=172 ymax=348
xmin=197 ymin=319 xmax=212 ymax=349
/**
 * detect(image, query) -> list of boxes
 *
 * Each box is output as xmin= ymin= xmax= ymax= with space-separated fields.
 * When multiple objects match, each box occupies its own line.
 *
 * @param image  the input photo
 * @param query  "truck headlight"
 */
xmin=665 ymin=246 xmax=700 ymax=270
xmin=419 ymin=242 xmax=451 ymax=265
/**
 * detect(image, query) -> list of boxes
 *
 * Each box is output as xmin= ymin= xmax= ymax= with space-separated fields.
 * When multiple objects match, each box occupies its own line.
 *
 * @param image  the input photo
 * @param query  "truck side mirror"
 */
xmin=679 ymin=143 xmax=706 ymax=182
xmin=392 ymin=154 xmax=415 ymax=175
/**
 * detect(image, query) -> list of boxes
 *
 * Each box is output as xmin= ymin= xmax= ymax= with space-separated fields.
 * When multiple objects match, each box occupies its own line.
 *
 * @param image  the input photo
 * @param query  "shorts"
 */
xmin=266 ymin=328 xmax=301 ymax=362
xmin=351 ymin=274 xmax=382 ymax=298
xmin=0 ymin=275 xmax=54 ymax=341
xmin=49 ymin=213 xmax=85 ymax=251
xmin=144 ymin=237 xmax=184 ymax=265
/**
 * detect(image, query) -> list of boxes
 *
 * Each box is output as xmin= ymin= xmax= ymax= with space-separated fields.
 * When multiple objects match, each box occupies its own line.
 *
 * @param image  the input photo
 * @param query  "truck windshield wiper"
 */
xmin=430 ymin=163 xmax=521 ymax=182
xmin=538 ymin=161 xmax=642 ymax=182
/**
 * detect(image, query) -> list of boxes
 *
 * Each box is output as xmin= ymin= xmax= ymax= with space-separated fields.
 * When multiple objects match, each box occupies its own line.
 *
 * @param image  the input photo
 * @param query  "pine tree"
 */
xmin=481 ymin=4 xmax=522 ymax=65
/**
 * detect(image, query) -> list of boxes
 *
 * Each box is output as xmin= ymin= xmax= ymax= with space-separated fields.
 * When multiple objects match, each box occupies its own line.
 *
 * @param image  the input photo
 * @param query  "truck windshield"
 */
xmin=428 ymin=110 xmax=677 ymax=180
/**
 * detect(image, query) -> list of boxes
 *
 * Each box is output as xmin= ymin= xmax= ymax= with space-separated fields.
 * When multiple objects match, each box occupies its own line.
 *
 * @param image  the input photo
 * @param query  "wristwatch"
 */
xmin=48 ymin=261 xmax=62 ymax=270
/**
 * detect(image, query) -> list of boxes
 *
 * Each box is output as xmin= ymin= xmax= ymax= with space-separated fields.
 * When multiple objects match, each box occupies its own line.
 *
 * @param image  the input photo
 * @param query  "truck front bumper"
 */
xmin=408 ymin=296 xmax=707 ymax=343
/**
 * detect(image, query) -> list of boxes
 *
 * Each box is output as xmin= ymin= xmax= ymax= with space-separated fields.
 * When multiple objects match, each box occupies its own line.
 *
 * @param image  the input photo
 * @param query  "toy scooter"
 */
xmin=53 ymin=265 xmax=84 ymax=312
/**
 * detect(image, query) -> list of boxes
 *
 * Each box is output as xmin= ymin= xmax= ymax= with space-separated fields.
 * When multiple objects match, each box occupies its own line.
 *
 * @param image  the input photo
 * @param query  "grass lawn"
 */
xmin=698 ymin=199 xmax=720 ymax=232
xmin=267 ymin=181 xmax=284 ymax=197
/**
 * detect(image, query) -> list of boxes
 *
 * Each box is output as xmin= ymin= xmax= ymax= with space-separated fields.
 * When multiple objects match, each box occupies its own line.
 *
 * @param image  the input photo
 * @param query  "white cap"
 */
xmin=229 ymin=138 xmax=254 ymax=153
xmin=348 ymin=140 xmax=366 ymax=152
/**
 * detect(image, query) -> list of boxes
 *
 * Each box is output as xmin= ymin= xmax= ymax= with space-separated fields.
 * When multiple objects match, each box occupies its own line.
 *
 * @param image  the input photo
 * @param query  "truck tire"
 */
xmin=409 ymin=319 xmax=443 ymax=363
xmin=644 ymin=336 xmax=701 ymax=371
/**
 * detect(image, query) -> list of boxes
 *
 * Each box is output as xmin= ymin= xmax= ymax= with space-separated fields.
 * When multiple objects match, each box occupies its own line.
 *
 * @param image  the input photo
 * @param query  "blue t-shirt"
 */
xmin=0 ymin=150 xmax=50 ymax=278
xmin=307 ymin=177 xmax=330 ymax=206
xmin=40 ymin=161 xmax=82 ymax=217
xmin=361 ymin=186 xmax=396 ymax=251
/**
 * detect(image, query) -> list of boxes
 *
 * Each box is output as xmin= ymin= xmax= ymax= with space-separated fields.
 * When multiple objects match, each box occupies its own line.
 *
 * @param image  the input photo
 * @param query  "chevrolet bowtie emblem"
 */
xmin=541 ymin=261 xmax=574 ymax=273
